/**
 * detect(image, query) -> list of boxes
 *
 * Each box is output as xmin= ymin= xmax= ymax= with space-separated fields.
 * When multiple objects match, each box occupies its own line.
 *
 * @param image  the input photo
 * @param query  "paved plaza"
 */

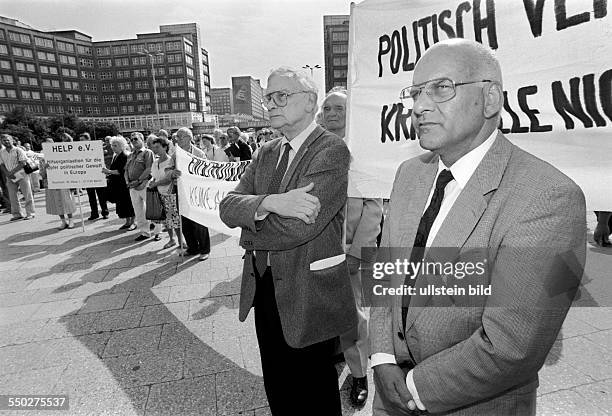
xmin=0 ymin=193 xmax=611 ymax=415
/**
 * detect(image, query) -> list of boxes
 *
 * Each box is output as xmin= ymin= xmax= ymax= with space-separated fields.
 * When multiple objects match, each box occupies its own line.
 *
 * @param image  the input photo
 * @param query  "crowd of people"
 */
xmin=0 ymin=38 xmax=609 ymax=416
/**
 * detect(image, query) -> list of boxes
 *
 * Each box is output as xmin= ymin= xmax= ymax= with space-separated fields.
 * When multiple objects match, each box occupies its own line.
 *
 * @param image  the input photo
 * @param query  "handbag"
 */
xmin=145 ymin=187 xmax=165 ymax=221
xmin=23 ymin=158 xmax=39 ymax=174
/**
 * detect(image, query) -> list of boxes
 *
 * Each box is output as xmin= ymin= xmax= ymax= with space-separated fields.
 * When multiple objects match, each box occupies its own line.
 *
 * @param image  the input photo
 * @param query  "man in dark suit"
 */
xmin=371 ymin=39 xmax=586 ymax=415
xmin=220 ymin=67 xmax=357 ymax=416
xmin=226 ymin=126 xmax=252 ymax=161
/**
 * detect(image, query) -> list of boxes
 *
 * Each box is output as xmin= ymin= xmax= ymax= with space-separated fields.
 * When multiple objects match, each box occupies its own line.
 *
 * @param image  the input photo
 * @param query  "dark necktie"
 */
xmin=401 ymin=169 xmax=454 ymax=329
xmin=255 ymin=143 xmax=291 ymax=276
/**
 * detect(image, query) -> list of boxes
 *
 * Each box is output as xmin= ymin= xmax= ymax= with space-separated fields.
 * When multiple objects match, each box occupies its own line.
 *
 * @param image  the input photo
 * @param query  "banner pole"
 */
xmin=77 ymin=191 xmax=85 ymax=232
xmin=176 ymin=178 xmax=184 ymax=260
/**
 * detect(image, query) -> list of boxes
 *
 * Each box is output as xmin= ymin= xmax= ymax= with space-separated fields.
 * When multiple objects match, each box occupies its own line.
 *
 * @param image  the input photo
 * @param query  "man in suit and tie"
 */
xmin=219 ymin=67 xmax=357 ymax=416
xmin=370 ymin=39 xmax=586 ymax=415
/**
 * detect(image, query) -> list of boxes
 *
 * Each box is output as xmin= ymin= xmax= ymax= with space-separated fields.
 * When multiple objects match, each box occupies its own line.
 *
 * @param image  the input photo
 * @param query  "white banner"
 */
xmin=41 ymin=141 xmax=106 ymax=189
xmin=346 ymin=0 xmax=612 ymax=210
xmin=175 ymin=146 xmax=250 ymax=236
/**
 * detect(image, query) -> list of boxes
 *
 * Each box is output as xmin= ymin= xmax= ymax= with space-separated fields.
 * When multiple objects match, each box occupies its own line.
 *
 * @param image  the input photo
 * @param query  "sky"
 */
xmin=0 ymin=0 xmax=352 ymax=91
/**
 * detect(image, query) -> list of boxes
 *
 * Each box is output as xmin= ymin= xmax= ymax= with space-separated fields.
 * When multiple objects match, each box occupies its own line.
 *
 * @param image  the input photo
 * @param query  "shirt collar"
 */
xmin=437 ymin=130 xmax=498 ymax=189
xmin=281 ymin=120 xmax=318 ymax=153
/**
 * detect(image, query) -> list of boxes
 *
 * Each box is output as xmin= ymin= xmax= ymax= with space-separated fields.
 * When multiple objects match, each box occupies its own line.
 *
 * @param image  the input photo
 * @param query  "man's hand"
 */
xmin=260 ymin=183 xmax=321 ymax=224
xmin=373 ymin=364 xmax=415 ymax=415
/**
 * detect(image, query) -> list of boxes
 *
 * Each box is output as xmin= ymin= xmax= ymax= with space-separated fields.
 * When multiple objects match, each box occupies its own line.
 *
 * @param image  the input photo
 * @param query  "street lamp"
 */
xmin=138 ymin=49 xmax=164 ymax=129
xmin=302 ymin=64 xmax=321 ymax=77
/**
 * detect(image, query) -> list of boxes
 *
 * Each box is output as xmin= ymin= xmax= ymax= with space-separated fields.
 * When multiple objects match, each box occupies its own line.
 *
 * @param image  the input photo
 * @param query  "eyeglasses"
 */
xmin=262 ymin=90 xmax=311 ymax=109
xmin=400 ymin=77 xmax=492 ymax=103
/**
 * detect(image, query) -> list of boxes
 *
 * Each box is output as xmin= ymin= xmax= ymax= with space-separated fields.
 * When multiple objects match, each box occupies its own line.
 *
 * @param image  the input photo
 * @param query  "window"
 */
xmin=9 ymin=31 xmax=31 ymax=44
xmin=83 ymin=83 xmax=97 ymax=92
xmin=130 ymin=44 xmax=145 ymax=54
xmin=152 ymin=54 xmax=163 ymax=64
xmin=0 ymin=89 xmax=17 ymax=98
xmin=166 ymin=41 xmax=181 ymax=51
xmin=105 ymin=106 xmax=117 ymax=114
xmin=0 ymin=60 xmax=11 ymax=70
xmin=116 ymin=70 xmax=130 ymax=79
xmin=137 ymin=104 xmax=151 ymax=112
xmin=12 ymin=47 xmax=33 ymax=58
xmin=133 ymin=68 xmax=147 ymax=77
xmin=333 ymin=56 xmax=348 ymax=66
xmin=0 ymin=74 xmax=13 ymax=84
xmin=77 ymin=45 xmax=92 ymax=55
xmin=136 ymin=92 xmax=150 ymax=100
xmin=0 ymin=45 xmax=7 ymax=55
xmin=37 ymin=51 xmax=56 ymax=61
xmin=99 ymin=71 xmax=113 ymax=80
xmin=156 ymin=91 xmax=166 ymax=100
xmin=59 ymin=55 xmax=77 ymax=65
xmin=42 ymin=79 xmax=61 ymax=88
xmin=202 ymin=53 xmax=208 ymax=65
xmin=168 ymin=54 xmax=183 ymax=63
xmin=0 ymin=30 xmax=4 ymax=40
xmin=103 ymin=95 xmax=116 ymax=103
xmin=155 ymin=67 xmax=165 ymax=76
xmin=188 ymin=91 xmax=196 ymax=100
xmin=80 ymin=70 xmax=95 ymax=79
xmin=65 ymin=94 xmax=81 ymax=102
xmin=134 ymin=80 xmax=149 ymax=89
xmin=19 ymin=76 xmax=38 ymax=86
xmin=64 ymin=81 xmax=80 ymax=90
xmin=118 ymin=82 xmax=131 ymax=90
xmin=25 ymin=104 xmax=43 ymax=113
xmin=190 ymin=102 xmax=197 ymax=111
xmin=159 ymin=103 xmax=168 ymax=111
xmin=332 ymin=31 xmax=349 ymax=42
xmin=62 ymin=68 xmax=78 ymax=77
xmin=169 ymin=78 xmax=184 ymax=87
xmin=186 ymin=55 xmax=193 ymax=66
xmin=333 ymin=69 xmax=347 ymax=78
xmin=96 ymin=47 xmax=110 ymax=56
xmin=186 ymin=67 xmax=194 ymax=77
xmin=155 ymin=79 xmax=167 ymax=88
xmin=101 ymin=83 xmax=114 ymax=91
xmin=32 ymin=91 xmax=41 ymax=100
xmin=114 ymin=57 xmax=129 ymax=66
xmin=148 ymin=43 xmax=163 ymax=52
xmin=171 ymin=90 xmax=185 ymax=98
xmin=79 ymin=58 xmax=93 ymax=67
xmin=332 ymin=44 xmax=348 ymax=54
xmin=57 ymin=41 xmax=75 ymax=52
xmin=97 ymin=59 xmax=112 ymax=67
xmin=112 ymin=45 xmax=129 ymax=55
xmin=187 ymin=79 xmax=195 ymax=89
xmin=132 ymin=56 xmax=147 ymax=65
xmin=16 ymin=63 xmax=36 ymax=72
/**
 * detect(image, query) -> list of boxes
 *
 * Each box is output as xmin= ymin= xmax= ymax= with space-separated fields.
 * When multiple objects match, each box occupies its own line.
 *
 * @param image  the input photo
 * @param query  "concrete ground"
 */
xmin=0 ymin=193 xmax=610 ymax=415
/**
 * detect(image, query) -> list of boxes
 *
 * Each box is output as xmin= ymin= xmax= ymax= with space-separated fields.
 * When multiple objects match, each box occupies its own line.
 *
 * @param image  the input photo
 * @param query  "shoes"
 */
xmin=127 ymin=224 xmax=137 ymax=231
xmin=87 ymin=215 xmax=99 ymax=221
xmin=350 ymin=376 xmax=368 ymax=407
xmin=58 ymin=223 xmax=69 ymax=230
xmin=198 ymin=253 xmax=209 ymax=261
xmin=102 ymin=213 xmax=109 ymax=219
xmin=135 ymin=235 xmax=150 ymax=242
xmin=153 ymin=234 xmax=162 ymax=241
xmin=10 ymin=216 xmax=24 ymax=221
xmin=23 ymin=214 xmax=35 ymax=220
xmin=67 ymin=222 xmax=75 ymax=229
xmin=119 ymin=223 xmax=130 ymax=230
xmin=180 ymin=249 xmax=198 ymax=256
xmin=163 ymin=240 xmax=176 ymax=249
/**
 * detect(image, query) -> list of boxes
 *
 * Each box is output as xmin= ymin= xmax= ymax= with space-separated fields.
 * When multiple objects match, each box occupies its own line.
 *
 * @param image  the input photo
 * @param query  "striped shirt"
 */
xmin=0 ymin=146 xmax=27 ymax=172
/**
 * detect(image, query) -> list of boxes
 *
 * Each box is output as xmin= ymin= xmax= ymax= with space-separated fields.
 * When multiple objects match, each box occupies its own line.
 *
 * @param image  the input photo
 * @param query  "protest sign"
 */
xmin=346 ymin=0 xmax=611 ymax=209
xmin=175 ymin=146 xmax=249 ymax=236
xmin=41 ymin=141 xmax=106 ymax=189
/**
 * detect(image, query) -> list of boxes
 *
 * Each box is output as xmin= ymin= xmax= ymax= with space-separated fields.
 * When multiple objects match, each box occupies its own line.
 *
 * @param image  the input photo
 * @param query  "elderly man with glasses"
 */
xmin=370 ymin=39 xmax=586 ymax=416
xmin=125 ymin=132 xmax=160 ymax=242
xmin=220 ymin=67 xmax=357 ymax=416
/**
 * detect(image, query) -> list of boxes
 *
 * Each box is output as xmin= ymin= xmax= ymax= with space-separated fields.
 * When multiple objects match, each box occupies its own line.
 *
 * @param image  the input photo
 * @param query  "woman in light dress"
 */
xmin=39 ymin=138 xmax=76 ymax=229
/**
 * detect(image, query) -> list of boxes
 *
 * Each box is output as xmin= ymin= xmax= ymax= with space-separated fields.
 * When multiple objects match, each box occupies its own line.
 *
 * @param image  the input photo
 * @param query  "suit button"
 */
xmin=397 ymin=331 xmax=405 ymax=341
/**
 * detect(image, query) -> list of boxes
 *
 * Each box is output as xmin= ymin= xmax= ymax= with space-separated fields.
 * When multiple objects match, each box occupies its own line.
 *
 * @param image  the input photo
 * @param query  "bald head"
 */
xmin=410 ymin=39 xmax=505 ymax=166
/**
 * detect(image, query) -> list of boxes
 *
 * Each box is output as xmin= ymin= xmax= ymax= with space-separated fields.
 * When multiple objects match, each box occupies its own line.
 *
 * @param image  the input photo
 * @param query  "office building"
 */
xmin=0 ymin=16 xmax=211 ymax=132
xmin=210 ymin=87 xmax=233 ymax=115
xmin=323 ymin=15 xmax=349 ymax=92
xmin=231 ymin=76 xmax=267 ymax=120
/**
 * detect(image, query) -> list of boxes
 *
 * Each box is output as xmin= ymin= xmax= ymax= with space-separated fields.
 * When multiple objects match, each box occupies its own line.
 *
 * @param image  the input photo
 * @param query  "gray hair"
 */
xmin=176 ymin=127 xmax=193 ymax=140
xmin=158 ymin=129 xmax=169 ymax=138
xmin=109 ymin=135 xmax=128 ymax=151
xmin=268 ymin=66 xmax=319 ymax=113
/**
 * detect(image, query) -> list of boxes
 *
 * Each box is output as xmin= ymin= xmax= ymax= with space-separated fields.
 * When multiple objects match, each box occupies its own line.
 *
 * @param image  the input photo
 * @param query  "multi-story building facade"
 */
xmin=210 ymin=87 xmax=233 ymax=115
xmin=323 ymin=15 xmax=349 ymax=92
xmin=0 ymin=16 xmax=211 ymax=132
xmin=231 ymin=76 xmax=268 ymax=120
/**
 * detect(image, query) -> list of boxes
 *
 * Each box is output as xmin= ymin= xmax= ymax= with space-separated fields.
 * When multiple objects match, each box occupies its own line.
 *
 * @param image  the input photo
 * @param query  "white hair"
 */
xmin=268 ymin=66 xmax=319 ymax=113
xmin=109 ymin=136 xmax=128 ymax=152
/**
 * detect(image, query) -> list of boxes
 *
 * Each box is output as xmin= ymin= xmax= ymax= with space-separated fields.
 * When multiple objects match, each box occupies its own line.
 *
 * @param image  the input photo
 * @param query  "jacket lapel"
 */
xmin=258 ymin=139 xmax=283 ymax=194
xmin=404 ymin=132 xmax=513 ymax=331
xmin=278 ymin=126 xmax=325 ymax=193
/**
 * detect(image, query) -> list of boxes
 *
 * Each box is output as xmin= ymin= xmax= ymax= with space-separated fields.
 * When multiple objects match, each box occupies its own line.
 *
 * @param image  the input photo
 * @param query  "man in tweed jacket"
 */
xmin=220 ymin=67 xmax=356 ymax=416
xmin=370 ymin=39 xmax=586 ymax=415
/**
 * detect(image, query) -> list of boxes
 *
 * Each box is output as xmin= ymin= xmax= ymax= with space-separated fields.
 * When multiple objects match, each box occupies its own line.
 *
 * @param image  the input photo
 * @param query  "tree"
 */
xmin=0 ymin=106 xmax=49 ymax=149
xmin=75 ymin=120 xmax=119 ymax=140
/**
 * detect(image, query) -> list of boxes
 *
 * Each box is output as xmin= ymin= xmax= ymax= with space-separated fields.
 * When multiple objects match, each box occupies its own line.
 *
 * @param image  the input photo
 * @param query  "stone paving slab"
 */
xmin=0 ymin=193 xmax=610 ymax=415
